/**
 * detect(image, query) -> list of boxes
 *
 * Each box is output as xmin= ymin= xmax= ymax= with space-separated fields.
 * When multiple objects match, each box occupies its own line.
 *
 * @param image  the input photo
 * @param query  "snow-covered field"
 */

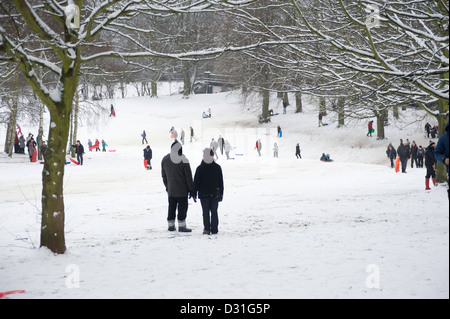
xmin=0 ymin=86 xmax=448 ymax=299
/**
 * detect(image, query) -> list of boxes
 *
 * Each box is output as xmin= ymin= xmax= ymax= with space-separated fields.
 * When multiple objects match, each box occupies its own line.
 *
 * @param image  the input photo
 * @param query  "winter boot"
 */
xmin=168 ymin=220 xmax=176 ymax=232
xmin=432 ymin=178 xmax=436 ymax=187
xmin=425 ymin=178 xmax=431 ymax=190
xmin=178 ymin=220 xmax=192 ymax=233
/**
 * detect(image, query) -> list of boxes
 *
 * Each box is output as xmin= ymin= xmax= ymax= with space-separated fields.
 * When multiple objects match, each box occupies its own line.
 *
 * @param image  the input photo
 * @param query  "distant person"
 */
xmin=190 ymin=126 xmax=195 ymax=143
xmin=386 ymin=143 xmax=397 ymax=168
xmin=425 ymin=123 xmax=432 ymax=138
xmin=425 ymin=141 xmax=437 ymax=190
xmin=110 ymin=104 xmax=116 ymax=117
xmin=296 ymin=143 xmax=302 ymax=159
xmin=273 ymin=143 xmax=279 ymax=158
xmin=143 ymin=145 xmax=153 ymax=170
xmin=101 ymin=139 xmax=108 ymax=152
xmin=320 ymin=153 xmax=333 ymax=162
xmin=255 ymin=139 xmax=262 ymax=156
xmin=411 ymin=141 xmax=418 ymax=168
xmin=282 ymin=100 xmax=288 ymax=114
xmin=224 ymin=140 xmax=232 ymax=160
xmin=318 ymin=112 xmax=324 ymax=127
xmin=41 ymin=141 xmax=47 ymax=160
xmin=417 ymin=145 xmax=425 ymax=168
xmin=142 ymin=130 xmax=148 ymax=144
xmin=397 ymin=140 xmax=410 ymax=173
xmin=367 ymin=121 xmax=374 ymax=137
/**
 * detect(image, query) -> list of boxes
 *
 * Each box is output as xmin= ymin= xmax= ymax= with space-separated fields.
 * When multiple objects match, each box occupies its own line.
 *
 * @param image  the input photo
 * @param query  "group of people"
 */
xmin=386 ymin=121 xmax=449 ymax=195
xmin=210 ymin=136 xmax=233 ymax=160
xmin=202 ymin=108 xmax=212 ymax=119
xmin=161 ymin=141 xmax=224 ymax=235
xmin=13 ymin=128 xmax=47 ymax=162
xmin=87 ymin=139 xmax=108 ymax=152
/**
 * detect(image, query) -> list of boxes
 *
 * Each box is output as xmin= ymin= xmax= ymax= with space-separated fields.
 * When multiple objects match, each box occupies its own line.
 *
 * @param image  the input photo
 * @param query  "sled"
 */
xmin=31 ymin=149 xmax=37 ymax=162
xmin=270 ymin=113 xmax=280 ymax=116
xmin=109 ymin=150 xmax=116 ymax=152
xmin=70 ymin=158 xmax=79 ymax=165
xmin=371 ymin=129 xmax=375 ymax=133
xmin=144 ymin=159 xmax=148 ymax=168
xmin=323 ymin=123 xmax=329 ymax=126
xmin=40 ymin=161 xmax=45 ymax=164
xmin=89 ymin=144 xmax=100 ymax=151
xmin=235 ymin=154 xmax=244 ymax=156
xmin=395 ymin=157 xmax=400 ymax=173
xmin=0 ymin=290 xmax=25 ymax=299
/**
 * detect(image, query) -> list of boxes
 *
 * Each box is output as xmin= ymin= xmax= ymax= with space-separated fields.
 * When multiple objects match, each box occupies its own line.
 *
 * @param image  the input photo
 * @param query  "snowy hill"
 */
xmin=0 ymin=88 xmax=448 ymax=299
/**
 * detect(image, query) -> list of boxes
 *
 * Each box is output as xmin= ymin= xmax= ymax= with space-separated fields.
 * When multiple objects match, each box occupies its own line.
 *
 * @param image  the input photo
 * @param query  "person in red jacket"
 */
xmin=367 ymin=121 xmax=374 ymax=137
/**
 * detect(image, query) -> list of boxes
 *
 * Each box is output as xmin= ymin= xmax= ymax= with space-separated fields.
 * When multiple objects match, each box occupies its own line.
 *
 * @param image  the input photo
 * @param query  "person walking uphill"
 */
xmin=161 ymin=141 xmax=196 ymax=232
xmin=425 ymin=141 xmax=437 ymax=190
xmin=397 ymin=140 xmax=410 ymax=173
xmin=143 ymin=145 xmax=152 ymax=170
xmin=193 ymin=148 xmax=224 ymax=235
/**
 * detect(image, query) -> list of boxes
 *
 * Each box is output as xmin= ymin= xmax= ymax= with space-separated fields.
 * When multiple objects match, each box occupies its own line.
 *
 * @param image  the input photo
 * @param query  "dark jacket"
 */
xmin=73 ymin=143 xmax=84 ymax=155
xmin=411 ymin=144 xmax=418 ymax=157
xmin=193 ymin=161 xmax=224 ymax=200
xmin=386 ymin=147 xmax=396 ymax=160
xmin=161 ymin=143 xmax=194 ymax=198
xmin=425 ymin=146 xmax=436 ymax=169
xmin=397 ymin=144 xmax=410 ymax=159
xmin=143 ymin=147 xmax=152 ymax=160
xmin=435 ymin=122 xmax=449 ymax=174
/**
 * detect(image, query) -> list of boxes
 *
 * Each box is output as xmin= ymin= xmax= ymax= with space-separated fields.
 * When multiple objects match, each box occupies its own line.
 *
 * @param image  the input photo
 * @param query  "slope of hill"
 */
xmin=0 ymin=89 xmax=448 ymax=299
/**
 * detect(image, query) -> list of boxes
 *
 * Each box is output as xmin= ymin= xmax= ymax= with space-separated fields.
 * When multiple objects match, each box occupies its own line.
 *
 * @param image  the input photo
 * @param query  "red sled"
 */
xmin=144 ymin=159 xmax=148 ymax=168
xmin=0 ymin=290 xmax=25 ymax=298
xmin=395 ymin=157 xmax=400 ymax=173
xmin=89 ymin=143 xmax=100 ymax=151
xmin=109 ymin=150 xmax=116 ymax=152
xmin=70 ymin=158 xmax=79 ymax=165
xmin=31 ymin=149 xmax=37 ymax=162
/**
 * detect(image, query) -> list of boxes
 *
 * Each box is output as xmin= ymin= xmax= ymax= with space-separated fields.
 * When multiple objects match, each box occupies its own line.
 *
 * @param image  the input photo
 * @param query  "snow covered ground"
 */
xmin=0 ymin=86 xmax=448 ymax=299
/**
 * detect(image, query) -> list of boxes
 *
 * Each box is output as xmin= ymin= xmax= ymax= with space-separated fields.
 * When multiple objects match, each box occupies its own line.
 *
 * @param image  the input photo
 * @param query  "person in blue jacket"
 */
xmin=435 ymin=121 xmax=449 ymax=200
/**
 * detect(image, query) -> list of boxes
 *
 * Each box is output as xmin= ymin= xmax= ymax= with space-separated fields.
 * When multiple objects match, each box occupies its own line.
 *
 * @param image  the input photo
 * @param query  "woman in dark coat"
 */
xmin=425 ymin=141 xmax=437 ymax=190
xmin=193 ymin=148 xmax=224 ymax=235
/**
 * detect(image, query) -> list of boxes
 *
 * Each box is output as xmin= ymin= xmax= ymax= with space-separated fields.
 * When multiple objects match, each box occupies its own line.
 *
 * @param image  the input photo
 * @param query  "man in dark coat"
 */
xmin=410 ymin=141 xmax=418 ymax=168
xmin=161 ymin=141 xmax=195 ymax=232
xmin=73 ymin=140 xmax=85 ymax=165
xmin=425 ymin=141 xmax=437 ymax=190
xmin=397 ymin=140 xmax=410 ymax=173
xmin=143 ymin=145 xmax=152 ymax=170
xmin=193 ymin=148 xmax=224 ymax=235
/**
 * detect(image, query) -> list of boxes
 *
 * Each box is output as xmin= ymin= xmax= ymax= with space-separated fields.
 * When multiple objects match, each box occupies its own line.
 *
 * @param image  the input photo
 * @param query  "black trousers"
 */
xmin=77 ymin=153 xmax=83 ymax=165
xmin=201 ymin=198 xmax=219 ymax=233
xmin=400 ymin=157 xmax=408 ymax=172
xmin=168 ymin=197 xmax=188 ymax=221
xmin=425 ymin=166 xmax=436 ymax=179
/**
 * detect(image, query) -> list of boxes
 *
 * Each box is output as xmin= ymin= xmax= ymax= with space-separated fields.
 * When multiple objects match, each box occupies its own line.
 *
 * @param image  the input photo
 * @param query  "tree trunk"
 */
xmin=295 ymin=91 xmax=302 ymax=113
xmin=4 ymin=96 xmax=18 ymax=157
xmin=337 ymin=97 xmax=345 ymax=127
xmin=151 ymin=81 xmax=157 ymax=97
xmin=183 ymin=61 xmax=191 ymax=97
xmin=40 ymin=107 xmax=71 ymax=254
xmin=38 ymin=101 xmax=44 ymax=160
xmin=376 ymin=110 xmax=386 ymax=140
xmin=261 ymin=89 xmax=270 ymax=122
xmin=319 ymin=96 xmax=327 ymax=115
